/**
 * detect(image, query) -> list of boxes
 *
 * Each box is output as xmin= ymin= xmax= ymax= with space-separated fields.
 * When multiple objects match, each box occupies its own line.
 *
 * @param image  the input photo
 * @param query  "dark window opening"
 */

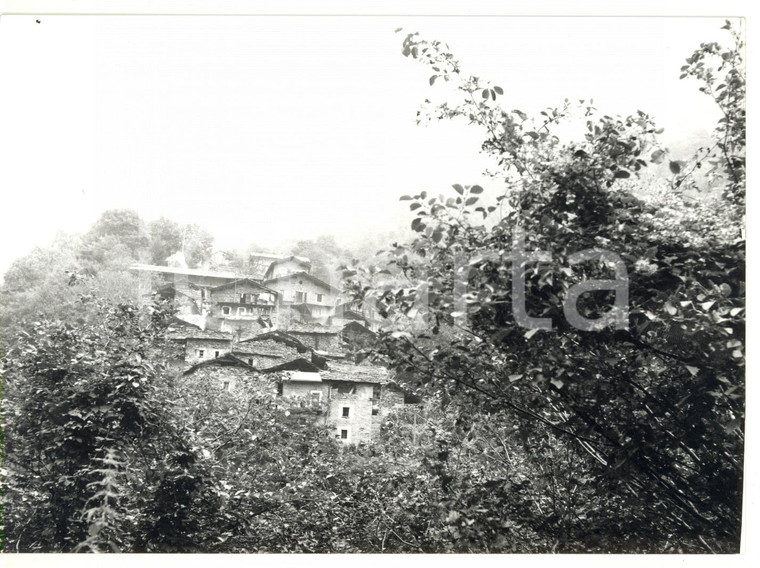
xmin=277 ymin=383 xmax=283 ymax=396
xmin=198 ymin=349 xmax=205 ymax=358
xmin=336 ymin=384 xmax=355 ymax=395
xmin=214 ymin=351 xmax=220 ymax=358
xmin=340 ymin=429 xmax=348 ymax=440
xmin=372 ymin=408 xmax=379 ymax=416
xmin=342 ymin=407 xmax=350 ymax=418
xmin=247 ymin=358 xmax=254 ymax=366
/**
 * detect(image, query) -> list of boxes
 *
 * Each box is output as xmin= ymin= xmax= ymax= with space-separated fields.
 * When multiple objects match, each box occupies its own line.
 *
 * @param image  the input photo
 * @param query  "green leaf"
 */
xmin=452 ymin=184 xmax=465 ymax=195
xmin=614 ymin=169 xmax=631 ymax=179
xmin=669 ymin=161 xmax=682 ymax=174
xmin=465 ymin=197 xmax=478 ymax=206
xmin=429 ymin=75 xmax=437 ymax=86
xmin=493 ymin=86 xmax=503 ymax=95
xmin=470 ymin=185 xmax=484 ymax=194
xmin=482 ymin=89 xmax=489 ymax=99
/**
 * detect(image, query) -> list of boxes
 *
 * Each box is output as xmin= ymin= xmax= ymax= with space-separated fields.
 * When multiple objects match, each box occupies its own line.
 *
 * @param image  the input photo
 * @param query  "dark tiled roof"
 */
xmin=321 ymin=361 xmax=391 ymax=384
xmin=183 ymin=353 xmax=256 ymax=375
xmin=238 ymin=330 xmax=310 ymax=352
xmin=260 ymin=358 xmax=322 ymax=373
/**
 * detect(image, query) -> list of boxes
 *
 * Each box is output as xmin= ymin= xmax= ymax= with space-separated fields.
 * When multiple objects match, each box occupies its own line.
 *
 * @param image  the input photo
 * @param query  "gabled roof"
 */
xmin=263 ymin=271 xmax=340 ymax=292
xmin=260 ymin=358 xmax=322 ymax=373
xmin=183 ymin=353 xmax=256 ymax=375
xmin=168 ymin=314 xmax=204 ymax=330
xmin=288 ymin=322 xmax=342 ymax=335
xmin=167 ymin=319 xmax=232 ymax=341
xmin=341 ymin=321 xmax=376 ymax=336
xmin=238 ymin=330 xmax=311 ymax=353
xmin=210 ymin=278 xmax=278 ymax=295
xmin=321 ymin=361 xmax=391 ymax=385
xmin=131 ymin=263 xmax=242 ymax=280
xmin=263 ymin=257 xmax=313 ymax=280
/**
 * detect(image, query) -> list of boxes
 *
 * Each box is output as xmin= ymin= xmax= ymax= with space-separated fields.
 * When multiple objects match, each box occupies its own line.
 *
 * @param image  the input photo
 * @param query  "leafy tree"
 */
xmin=292 ymin=235 xmax=349 ymax=281
xmin=147 ymin=217 xmax=184 ymax=265
xmin=182 ymin=224 xmax=214 ymax=268
xmin=2 ymin=295 xmax=223 ymax=552
xmin=80 ymin=209 xmax=150 ymax=264
xmin=345 ymin=23 xmax=744 ymax=552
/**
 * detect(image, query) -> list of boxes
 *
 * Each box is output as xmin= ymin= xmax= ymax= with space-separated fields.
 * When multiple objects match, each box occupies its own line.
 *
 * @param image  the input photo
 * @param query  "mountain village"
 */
xmin=132 ymin=252 xmax=415 ymax=445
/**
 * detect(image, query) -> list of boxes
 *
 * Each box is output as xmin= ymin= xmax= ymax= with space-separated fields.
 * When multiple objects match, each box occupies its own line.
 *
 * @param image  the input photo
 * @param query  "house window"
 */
xmin=303 ymin=292 xmax=308 ymax=303
xmin=247 ymin=358 xmax=254 ymax=366
xmin=222 ymin=306 xmax=230 ymax=315
xmin=340 ymin=429 xmax=349 ymax=440
xmin=310 ymin=391 xmax=322 ymax=405
xmin=317 ymin=293 xmax=323 ymax=303
xmin=336 ymin=384 xmax=355 ymax=395
xmin=223 ymin=381 xmax=230 ymax=391
xmin=295 ymin=291 xmax=304 ymax=302
xmin=238 ymin=307 xmax=246 ymax=316
xmin=197 ymin=349 xmax=205 ymax=358
xmin=277 ymin=383 xmax=283 ymax=396
xmin=342 ymin=407 xmax=350 ymax=418
xmin=372 ymin=408 xmax=379 ymax=416
xmin=214 ymin=351 xmax=220 ymax=358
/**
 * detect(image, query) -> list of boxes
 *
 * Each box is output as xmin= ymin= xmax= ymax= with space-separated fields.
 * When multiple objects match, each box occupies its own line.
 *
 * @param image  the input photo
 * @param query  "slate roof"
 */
xmin=288 ymin=322 xmax=342 ymax=335
xmin=182 ymin=353 xmax=256 ymax=375
xmin=238 ymin=330 xmax=311 ymax=352
xmin=210 ymin=278 xmax=278 ymax=295
xmin=260 ymin=358 xmax=322 ymax=373
xmin=320 ymin=361 xmax=391 ymax=385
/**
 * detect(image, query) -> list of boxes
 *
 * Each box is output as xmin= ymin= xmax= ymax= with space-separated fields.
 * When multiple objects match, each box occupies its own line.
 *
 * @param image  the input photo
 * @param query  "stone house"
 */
xmin=339 ymin=321 xmax=377 ymax=355
xmin=132 ymin=263 xmax=241 ymax=314
xmin=286 ymin=322 xmax=343 ymax=354
xmin=182 ymin=353 xmax=257 ymax=392
xmin=234 ymin=330 xmax=313 ymax=368
xmin=166 ymin=316 xmax=234 ymax=366
xmin=263 ymin=271 xmax=341 ymax=325
xmin=263 ymin=255 xmax=313 ymax=279
xmin=262 ymin=360 xmax=406 ymax=444
xmin=208 ymin=278 xmax=279 ymax=336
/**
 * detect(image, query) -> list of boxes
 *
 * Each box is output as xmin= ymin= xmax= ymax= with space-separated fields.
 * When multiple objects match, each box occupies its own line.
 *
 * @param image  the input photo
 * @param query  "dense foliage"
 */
xmin=1 ymin=23 xmax=745 ymax=553
xmin=344 ymin=22 xmax=745 ymax=552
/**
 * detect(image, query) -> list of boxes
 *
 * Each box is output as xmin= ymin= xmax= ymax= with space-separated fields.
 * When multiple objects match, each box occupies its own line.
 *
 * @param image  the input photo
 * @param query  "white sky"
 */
xmin=0 ymin=13 xmax=739 ymax=274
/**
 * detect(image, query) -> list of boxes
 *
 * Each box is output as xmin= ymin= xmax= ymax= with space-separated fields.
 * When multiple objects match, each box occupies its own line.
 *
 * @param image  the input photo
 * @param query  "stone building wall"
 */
xmin=182 ymin=364 xmax=259 ymax=392
xmin=185 ymin=338 xmax=233 ymax=366
xmin=325 ymin=382 xmax=375 ymax=444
